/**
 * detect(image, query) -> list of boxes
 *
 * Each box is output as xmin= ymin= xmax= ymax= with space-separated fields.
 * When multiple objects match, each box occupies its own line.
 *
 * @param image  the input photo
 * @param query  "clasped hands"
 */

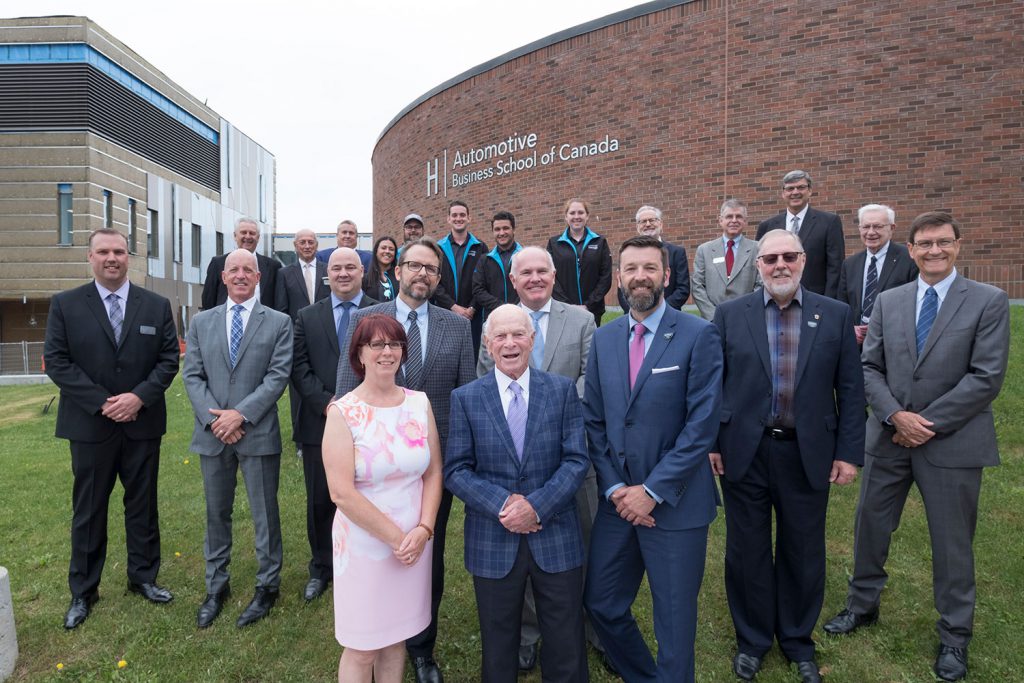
xmin=611 ymin=485 xmax=656 ymax=527
xmin=209 ymin=408 xmax=245 ymax=444
xmin=499 ymin=494 xmax=541 ymax=534
xmin=101 ymin=392 xmax=143 ymax=422
xmin=891 ymin=410 xmax=935 ymax=448
xmin=393 ymin=526 xmax=430 ymax=566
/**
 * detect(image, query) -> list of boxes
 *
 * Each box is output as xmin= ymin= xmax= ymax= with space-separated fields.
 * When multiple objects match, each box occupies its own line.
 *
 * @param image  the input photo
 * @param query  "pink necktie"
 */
xmin=629 ymin=322 xmax=646 ymax=390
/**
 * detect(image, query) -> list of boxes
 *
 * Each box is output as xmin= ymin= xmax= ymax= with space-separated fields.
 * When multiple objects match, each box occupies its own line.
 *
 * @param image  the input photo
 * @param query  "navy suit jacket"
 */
xmin=836 ymin=242 xmax=918 ymax=322
xmin=712 ymin=288 xmax=865 ymax=489
xmin=315 ymin=246 xmax=372 ymax=270
xmin=201 ymin=252 xmax=282 ymax=311
xmin=617 ymin=241 xmax=691 ymax=311
xmin=583 ymin=305 xmax=722 ymax=531
xmin=446 ymin=370 xmax=588 ymax=579
xmin=757 ymin=207 xmax=845 ymax=298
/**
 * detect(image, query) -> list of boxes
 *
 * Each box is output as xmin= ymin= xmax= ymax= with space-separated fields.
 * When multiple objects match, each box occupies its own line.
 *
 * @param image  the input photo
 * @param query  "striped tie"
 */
xmin=404 ymin=310 xmax=423 ymax=389
xmin=916 ymin=287 xmax=937 ymax=355
xmin=507 ymin=381 xmax=526 ymax=461
xmin=229 ymin=304 xmax=244 ymax=367
xmin=529 ymin=310 xmax=545 ymax=368
xmin=790 ymin=215 xmax=801 ymax=235
xmin=862 ymin=255 xmax=878 ymax=322
xmin=106 ymin=293 xmax=123 ymax=346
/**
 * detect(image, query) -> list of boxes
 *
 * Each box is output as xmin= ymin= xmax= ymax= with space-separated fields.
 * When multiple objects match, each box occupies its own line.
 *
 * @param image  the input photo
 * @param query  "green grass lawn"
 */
xmin=1 ymin=307 xmax=1021 ymax=682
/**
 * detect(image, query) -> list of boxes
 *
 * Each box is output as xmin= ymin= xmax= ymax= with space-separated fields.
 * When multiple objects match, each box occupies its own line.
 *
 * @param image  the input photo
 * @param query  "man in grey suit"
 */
xmin=183 ymin=248 xmax=293 ymax=630
xmin=692 ymin=199 xmax=760 ymax=320
xmin=336 ymin=237 xmax=475 ymax=683
xmin=477 ymin=246 xmax=597 ymax=672
xmin=823 ymin=212 xmax=1010 ymax=682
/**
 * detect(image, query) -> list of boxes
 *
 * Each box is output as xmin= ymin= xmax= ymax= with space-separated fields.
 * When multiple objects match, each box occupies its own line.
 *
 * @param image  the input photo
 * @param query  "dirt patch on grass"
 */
xmin=0 ymin=393 xmax=56 ymax=429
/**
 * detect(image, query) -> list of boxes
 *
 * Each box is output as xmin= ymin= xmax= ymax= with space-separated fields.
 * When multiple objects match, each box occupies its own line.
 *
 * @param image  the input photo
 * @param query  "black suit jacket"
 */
xmin=274 ymin=260 xmax=330 ymax=320
xmin=44 ymin=282 xmax=180 ymax=442
xmin=836 ymin=242 xmax=918 ymax=322
xmin=201 ymin=252 xmax=282 ymax=310
xmin=617 ymin=240 xmax=690 ymax=311
xmin=291 ymin=294 xmax=377 ymax=445
xmin=756 ymin=207 xmax=845 ymax=298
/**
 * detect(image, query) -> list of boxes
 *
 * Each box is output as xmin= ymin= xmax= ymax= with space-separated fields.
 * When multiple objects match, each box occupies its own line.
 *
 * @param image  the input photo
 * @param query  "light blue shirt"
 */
xmin=330 ymin=291 xmax=364 ymax=328
xmin=223 ymin=294 xmax=257 ymax=341
xmin=915 ymin=268 xmax=957 ymax=323
xmin=395 ymin=296 xmax=429 ymax=364
xmin=95 ymin=279 xmax=130 ymax=320
xmin=721 ymin=234 xmax=745 ymax=251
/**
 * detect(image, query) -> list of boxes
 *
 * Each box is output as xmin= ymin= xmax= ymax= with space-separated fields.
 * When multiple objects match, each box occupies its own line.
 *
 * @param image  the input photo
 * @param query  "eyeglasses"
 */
xmin=366 ymin=340 xmax=406 ymax=351
xmin=783 ymin=185 xmax=810 ymax=193
xmin=911 ymin=238 xmax=958 ymax=250
xmin=400 ymin=260 xmax=440 ymax=276
xmin=637 ymin=217 xmax=661 ymax=225
xmin=859 ymin=223 xmax=891 ymax=232
xmin=758 ymin=252 xmax=804 ymax=265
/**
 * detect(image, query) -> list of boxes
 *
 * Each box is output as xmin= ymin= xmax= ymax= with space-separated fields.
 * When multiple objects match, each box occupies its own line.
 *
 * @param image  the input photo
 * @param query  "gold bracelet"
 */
xmin=416 ymin=523 xmax=434 ymax=539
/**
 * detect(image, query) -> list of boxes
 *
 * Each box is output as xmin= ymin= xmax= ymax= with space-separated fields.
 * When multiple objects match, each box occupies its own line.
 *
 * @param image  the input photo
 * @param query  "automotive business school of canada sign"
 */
xmin=425 ymin=131 xmax=621 ymax=197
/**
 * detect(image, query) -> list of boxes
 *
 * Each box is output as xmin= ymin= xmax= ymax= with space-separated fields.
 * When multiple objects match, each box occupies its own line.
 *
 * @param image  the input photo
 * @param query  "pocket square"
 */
xmin=139 ymin=325 xmax=156 ymax=335
xmin=651 ymin=365 xmax=680 ymax=374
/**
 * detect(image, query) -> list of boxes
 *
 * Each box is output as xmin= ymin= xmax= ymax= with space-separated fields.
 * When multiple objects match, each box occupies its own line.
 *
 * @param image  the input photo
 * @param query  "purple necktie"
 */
xmin=629 ymin=322 xmax=646 ymax=390
xmin=507 ymin=381 xmax=526 ymax=461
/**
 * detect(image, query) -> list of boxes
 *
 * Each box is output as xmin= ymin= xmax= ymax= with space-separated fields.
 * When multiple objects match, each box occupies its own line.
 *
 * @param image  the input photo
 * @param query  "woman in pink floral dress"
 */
xmin=322 ymin=314 xmax=442 ymax=683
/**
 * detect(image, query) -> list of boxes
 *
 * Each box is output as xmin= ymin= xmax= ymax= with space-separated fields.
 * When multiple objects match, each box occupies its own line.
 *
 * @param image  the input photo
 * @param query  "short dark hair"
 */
xmin=398 ymin=237 xmax=443 ymax=267
xmin=348 ymin=314 xmax=408 ymax=380
xmin=88 ymin=228 xmax=128 ymax=249
xmin=909 ymin=211 xmax=961 ymax=244
xmin=619 ymin=235 xmax=668 ymax=269
xmin=448 ymin=199 xmax=469 ymax=213
xmin=491 ymin=211 xmax=516 ymax=229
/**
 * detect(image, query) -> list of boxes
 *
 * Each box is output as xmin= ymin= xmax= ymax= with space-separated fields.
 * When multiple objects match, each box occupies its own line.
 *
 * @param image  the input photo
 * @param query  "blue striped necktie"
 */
xmin=862 ymin=255 xmax=878 ymax=321
xmin=529 ymin=310 xmax=545 ymax=368
xmin=229 ymin=304 xmax=244 ymax=367
xmin=916 ymin=287 xmax=937 ymax=354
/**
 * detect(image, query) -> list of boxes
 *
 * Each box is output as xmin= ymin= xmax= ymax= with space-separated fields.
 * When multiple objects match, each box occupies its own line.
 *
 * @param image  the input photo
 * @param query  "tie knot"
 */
xmin=633 ymin=322 xmax=646 ymax=337
xmin=727 ymin=239 xmax=735 ymax=248
xmin=408 ymin=310 xmax=418 ymax=322
xmin=106 ymin=293 xmax=118 ymax=304
xmin=926 ymin=286 xmax=937 ymax=298
xmin=509 ymin=380 xmax=523 ymax=397
xmin=232 ymin=304 xmax=245 ymax=313
xmin=530 ymin=310 xmax=545 ymax=322
xmin=339 ymin=300 xmax=354 ymax=310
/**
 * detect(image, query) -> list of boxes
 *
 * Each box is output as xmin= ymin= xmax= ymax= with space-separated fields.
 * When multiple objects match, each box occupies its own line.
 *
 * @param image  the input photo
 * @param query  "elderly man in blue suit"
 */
xmin=584 ymin=235 xmax=724 ymax=683
xmin=446 ymin=304 xmax=590 ymax=683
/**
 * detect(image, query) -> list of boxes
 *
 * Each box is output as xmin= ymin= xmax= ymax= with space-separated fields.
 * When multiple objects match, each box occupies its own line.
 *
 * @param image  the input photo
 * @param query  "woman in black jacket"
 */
xmin=546 ymin=198 xmax=613 ymax=326
xmin=363 ymin=236 xmax=398 ymax=302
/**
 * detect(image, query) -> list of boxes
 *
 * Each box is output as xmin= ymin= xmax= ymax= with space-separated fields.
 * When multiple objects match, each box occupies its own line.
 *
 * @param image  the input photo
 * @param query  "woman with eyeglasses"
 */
xmin=363 ymin=236 xmax=399 ymax=302
xmin=546 ymin=197 xmax=613 ymax=327
xmin=321 ymin=313 xmax=442 ymax=683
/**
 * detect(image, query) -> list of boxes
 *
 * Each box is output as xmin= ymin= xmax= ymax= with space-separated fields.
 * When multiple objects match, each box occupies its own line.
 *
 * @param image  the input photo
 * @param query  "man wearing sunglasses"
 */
xmin=756 ymin=170 xmax=845 ymax=298
xmin=710 ymin=229 xmax=864 ymax=683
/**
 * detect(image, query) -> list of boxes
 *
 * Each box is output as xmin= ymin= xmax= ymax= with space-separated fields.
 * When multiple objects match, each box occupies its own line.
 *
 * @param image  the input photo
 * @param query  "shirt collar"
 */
xmin=867 ymin=240 xmax=891 ymax=260
xmin=495 ymin=366 xmax=530 ymax=395
xmin=722 ymin=234 xmax=743 ymax=247
xmin=396 ymin=295 xmax=429 ymax=319
xmin=95 ymin=279 xmax=130 ymax=301
xmin=331 ymin=290 xmax=363 ymax=308
xmin=917 ymin=268 xmax=958 ymax=301
xmin=787 ymin=205 xmax=810 ymax=222
xmin=520 ymin=298 xmax=553 ymax=315
xmin=228 ymin=294 xmax=258 ymax=312
xmin=763 ymin=286 xmax=804 ymax=309
xmin=629 ymin=298 xmax=667 ymax=334
xmin=299 ymin=258 xmax=316 ymax=267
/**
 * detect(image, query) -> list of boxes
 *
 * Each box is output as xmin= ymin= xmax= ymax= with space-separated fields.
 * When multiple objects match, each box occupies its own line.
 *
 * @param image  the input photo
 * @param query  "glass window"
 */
xmin=191 ymin=223 xmax=202 ymax=267
xmin=102 ymin=189 xmax=113 ymax=227
xmin=58 ymin=183 xmax=73 ymax=245
xmin=147 ymin=209 xmax=160 ymax=258
xmin=127 ymin=199 xmax=137 ymax=254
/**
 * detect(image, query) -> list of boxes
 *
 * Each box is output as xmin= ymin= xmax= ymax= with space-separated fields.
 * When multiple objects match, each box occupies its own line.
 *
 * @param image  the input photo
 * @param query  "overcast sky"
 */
xmin=5 ymin=0 xmax=641 ymax=233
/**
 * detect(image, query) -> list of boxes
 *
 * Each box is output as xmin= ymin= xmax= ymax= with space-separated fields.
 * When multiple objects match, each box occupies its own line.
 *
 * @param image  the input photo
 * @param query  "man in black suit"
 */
xmin=45 ymin=228 xmax=180 ymax=629
xmin=617 ymin=204 xmax=691 ymax=312
xmin=290 ymin=247 xmax=377 ymax=602
xmin=756 ymin=170 xmax=845 ymax=298
xmin=836 ymin=204 xmax=918 ymax=345
xmin=201 ymin=217 xmax=282 ymax=310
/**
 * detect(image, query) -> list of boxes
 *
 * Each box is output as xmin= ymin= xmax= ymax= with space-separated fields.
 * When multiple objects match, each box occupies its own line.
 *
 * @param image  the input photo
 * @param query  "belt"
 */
xmin=764 ymin=426 xmax=797 ymax=441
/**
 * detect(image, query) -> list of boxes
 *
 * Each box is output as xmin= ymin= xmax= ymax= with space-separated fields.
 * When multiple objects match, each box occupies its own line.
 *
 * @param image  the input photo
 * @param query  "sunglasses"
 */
xmin=758 ymin=252 xmax=803 ymax=265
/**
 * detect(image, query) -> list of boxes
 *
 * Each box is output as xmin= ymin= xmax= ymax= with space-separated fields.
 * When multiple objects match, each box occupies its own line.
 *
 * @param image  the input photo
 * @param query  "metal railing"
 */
xmin=0 ymin=342 xmax=45 ymax=375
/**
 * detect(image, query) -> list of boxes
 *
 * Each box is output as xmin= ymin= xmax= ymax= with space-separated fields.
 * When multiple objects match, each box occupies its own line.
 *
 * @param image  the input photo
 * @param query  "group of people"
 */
xmin=42 ymin=168 xmax=1010 ymax=683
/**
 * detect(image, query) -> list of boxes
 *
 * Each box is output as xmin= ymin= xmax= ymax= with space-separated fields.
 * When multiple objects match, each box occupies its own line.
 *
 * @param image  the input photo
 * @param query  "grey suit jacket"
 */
xmin=183 ymin=300 xmax=293 ymax=456
xmin=477 ymin=299 xmax=595 ymax=397
xmin=863 ymin=275 xmax=1009 ymax=467
xmin=691 ymin=236 xmax=760 ymax=320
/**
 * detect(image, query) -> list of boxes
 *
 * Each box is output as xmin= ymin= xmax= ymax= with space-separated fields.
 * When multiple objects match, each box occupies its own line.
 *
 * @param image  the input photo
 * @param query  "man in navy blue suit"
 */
xmin=446 ymin=304 xmax=589 ymax=683
xmin=710 ymin=229 xmax=864 ymax=683
xmin=584 ymin=235 xmax=723 ymax=683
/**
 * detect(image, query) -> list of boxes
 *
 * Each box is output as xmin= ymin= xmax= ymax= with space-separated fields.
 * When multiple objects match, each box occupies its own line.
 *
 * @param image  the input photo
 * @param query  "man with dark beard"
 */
xmin=584 ymin=235 xmax=723 ymax=683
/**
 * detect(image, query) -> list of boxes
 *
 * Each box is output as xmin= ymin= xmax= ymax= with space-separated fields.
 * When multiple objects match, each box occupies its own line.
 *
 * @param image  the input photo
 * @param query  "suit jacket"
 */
xmin=291 ymin=293 xmax=378 ymax=445
xmin=863 ymin=276 xmax=1009 ymax=467
xmin=617 ymin=241 xmax=691 ymax=312
xmin=274 ymin=260 xmax=330 ymax=320
xmin=201 ymin=252 xmax=282 ymax=311
xmin=315 ymin=247 xmax=372 ymax=270
xmin=712 ymin=288 xmax=865 ymax=489
xmin=446 ymin=370 xmax=588 ymax=579
xmin=335 ymin=300 xmax=476 ymax=451
xmin=583 ymin=305 xmax=722 ymax=530
xmin=757 ymin=207 xmax=845 ymax=298
xmin=836 ymin=242 xmax=918 ymax=322
xmin=182 ymin=300 xmax=293 ymax=456
xmin=44 ymin=282 xmax=179 ymax=442
xmin=477 ymin=299 xmax=595 ymax=397
xmin=691 ymin=236 xmax=760 ymax=320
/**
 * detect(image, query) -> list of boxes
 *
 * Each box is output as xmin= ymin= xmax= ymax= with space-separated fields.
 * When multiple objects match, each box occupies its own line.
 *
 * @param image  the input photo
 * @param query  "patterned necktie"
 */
xmin=916 ymin=287 xmax=938 ymax=355
xmin=305 ymin=263 xmax=316 ymax=304
xmin=862 ymin=255 xmax=878 ymax=322
xmin=404 ymin=310 xmax=423 ymax=389
xmin=507 ymin=380 xmax=526 ymax=461
xmin=790 ymin=215 xmax=801 ymax=235
xmin=229 ymin=303 xmax=244 ymax=367
xmin=336 ymin=301 xmax=354 ymax=351
xmin=529 ymin=310 xmax=546 ymax=368
xmin=629 ymin=322 xmax=646 ymax=390
xmin=106 ymin=293 xmax=123 ymax=346
xmin=726 ymin=239 xmax=735 ymax=277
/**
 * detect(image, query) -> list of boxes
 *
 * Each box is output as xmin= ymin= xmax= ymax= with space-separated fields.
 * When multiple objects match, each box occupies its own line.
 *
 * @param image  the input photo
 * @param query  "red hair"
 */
xmin=348 ymin=314 xmax=408 ymax=379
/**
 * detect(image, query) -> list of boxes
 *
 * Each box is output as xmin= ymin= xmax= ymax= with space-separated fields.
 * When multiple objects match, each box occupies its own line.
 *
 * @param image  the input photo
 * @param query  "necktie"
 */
xmin=304 ymin=263 xmax=315 ymax=304
xmin=862 ymin=255 xmax=878 ymax=322
xmin=916 ymin=287 xmax=938 ymax=355
xmin=229 ymin=304 xmax=244 ymax=367
xmin=106 ymin=293 xmax=123 ymax=346
xmin=529 ymin=310 xmax=546 ymax=368
xmin=507 ymin=381 xmax=526 ymax=461
xmin=790 ymin=215 xmax=801 ymax=234
xmin=404 ymin=310 xmax=423 ymax=389
xmin=726 ymin=239 xmax=735 ymax=277
xmin=336 ymin=301 xmax=354 ymax=351
xmin=628 ymin=322 xmax=646 ymax=390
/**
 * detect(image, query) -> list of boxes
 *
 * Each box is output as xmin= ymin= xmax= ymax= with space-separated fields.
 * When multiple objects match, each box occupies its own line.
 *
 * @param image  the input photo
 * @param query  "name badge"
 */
xmin=713 ymin=256 xmax=725 ymax=264
xmin=140 ymin=325 xmax=156 ymax=335
xmin=587 ymin=244 xmax=599 ymax=250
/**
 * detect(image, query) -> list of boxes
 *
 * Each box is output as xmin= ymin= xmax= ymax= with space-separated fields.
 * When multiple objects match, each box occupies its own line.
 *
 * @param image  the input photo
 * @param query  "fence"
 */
xmin=0 ymin=342 xmax=45 ymax=375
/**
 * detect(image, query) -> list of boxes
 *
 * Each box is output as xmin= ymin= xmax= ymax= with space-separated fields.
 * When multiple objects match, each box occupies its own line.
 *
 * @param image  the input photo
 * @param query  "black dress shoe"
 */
xmin=411 ymin=655 xmax=443 ymax=683
xmin=823 ymin=607 xmax=878 ymax=635
xmin=63 ymin=593 xmax=98 ymax=630
xmin=732 ymin=652 xmax=762 ymax=681
xmin=518 ymin=642 xmax=538 ymax=671
xmin=794 ymin=660 xmax=822 ymax=683
xmin=128 ymin=581 xmax=173 ymax=604
xmin=303 ymin=577 xmax=329 ymax=602
xmin=196 ymin=587 xmax=230 ymax=629
xmin=236 ymin=587 xmax=279 ymax=627
xmin=934 ymin=644 xmax=968 ymax=681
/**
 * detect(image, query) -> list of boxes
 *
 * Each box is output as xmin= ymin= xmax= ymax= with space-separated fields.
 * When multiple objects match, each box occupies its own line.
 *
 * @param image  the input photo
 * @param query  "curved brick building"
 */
xmin=373 ymin=0 xmax=1022 ymax=300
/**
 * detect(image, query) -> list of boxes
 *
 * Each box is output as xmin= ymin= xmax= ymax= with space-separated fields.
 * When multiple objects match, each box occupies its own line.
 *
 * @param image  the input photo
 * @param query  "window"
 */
xmin=215 ymin=231 xmax=224 ymax=256
xmin=102 ymin=189 xmax=113 ymax=227
xmin=147 ymin=209 xmax=160 ymax=257
xmin=58 ymin=183 xmax=73 ymax=245
xmin=191 ymin=223 xmax=202 ymax=267
xmin=127 ymin=199 xmax=137 ymax=254
xmin=174 ymin=219 xmax=183 ymax=264
xmin=258 ymin=173 xmax=265 ymax=222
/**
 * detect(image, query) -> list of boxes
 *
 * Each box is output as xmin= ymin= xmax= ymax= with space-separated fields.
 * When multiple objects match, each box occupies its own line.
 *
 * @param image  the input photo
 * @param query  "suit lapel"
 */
xmin=541 ymin=304 xmax=567 ymax=371
xmin=481 ymin=373 xmax=520 ymax=466
xmin=799 ymin=210 xmax=818 ymax=244
xmin=902 ymin=282 xmax=920 ymax=365
xmin=422 ymin=304 xmax=444 ymax=379
xmin=627 ymin=311 xmax=676 ymax=408
xmin=709 ymin=239 xmax=728 ymax=284
xmin=794 ymin=295 xmax=820 ymax=388
xmin=851 ymin=251 xmax=867 ymax=308
xmin=521 ymin=371 xmax=549 ymax=468
xmin=213 ymin=305 xmax=231 ymax=369
xmin=732 ymin=239 xmax=756 ymax=281
xmin=744 ymin=295 xmax=773 ymax=381
xmin=917 ymin=276 xmax=967 ymax=366
xmin=85 ymin=286 xmax=119 ymax=349
xmin=318 ymin=299 xmax=340 ymax=354
xmin=315 ymin=262 xmax=330 ymax=301
xmin=117 ymin=285 xmax=144 ymax=354
xmin=611 ymin=316 xmax=632 ymax=403
xmin=877 ymin=248 xmax=900 ymax=291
